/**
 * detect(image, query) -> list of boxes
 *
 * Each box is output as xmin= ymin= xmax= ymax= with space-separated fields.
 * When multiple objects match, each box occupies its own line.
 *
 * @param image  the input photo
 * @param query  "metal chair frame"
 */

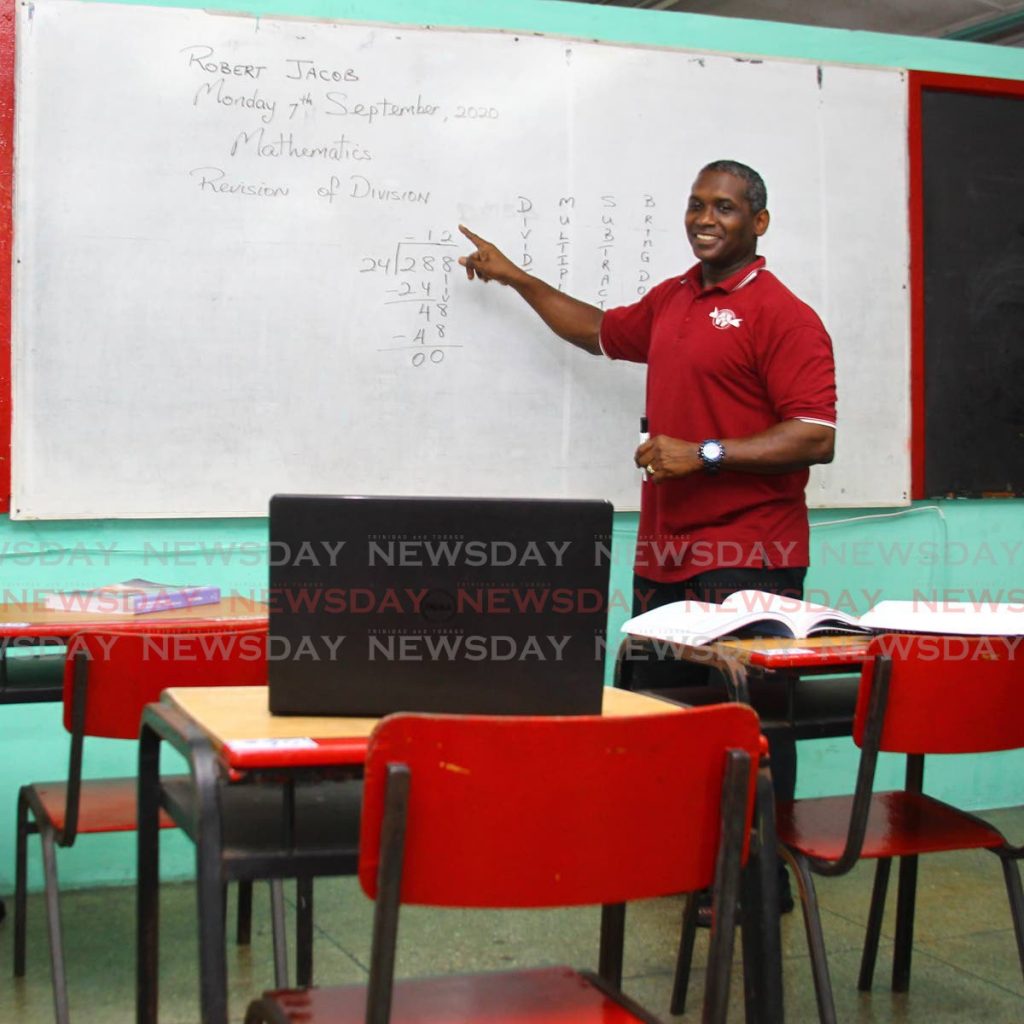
xmin=137 ymin=701 xmax=362 ymax=1024
xmin=13 ymin=626 xmax=268 ymax=1024
xmin=778 ymin=641 xmax=1024 ymax=1024
xmin=244 ymin=707 xmax=766 ymax=1024
xmin=614 ymin=635 xmax=789 ymax=1020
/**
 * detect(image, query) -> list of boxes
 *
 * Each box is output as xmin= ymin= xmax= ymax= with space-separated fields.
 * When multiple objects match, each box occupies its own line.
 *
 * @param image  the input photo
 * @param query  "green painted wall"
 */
xmin=2 ymin=0 xmax=1023 ymax=892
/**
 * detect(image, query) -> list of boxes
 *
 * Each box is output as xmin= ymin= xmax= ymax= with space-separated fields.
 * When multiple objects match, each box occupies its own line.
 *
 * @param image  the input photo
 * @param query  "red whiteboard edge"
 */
xmin=0 ymin=0 xmax=14 ymax=512
xmin=908 ymin=70 xmax=1024 ymax=500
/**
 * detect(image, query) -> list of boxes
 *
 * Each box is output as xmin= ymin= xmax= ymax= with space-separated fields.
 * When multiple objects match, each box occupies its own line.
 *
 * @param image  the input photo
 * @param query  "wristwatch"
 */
xmin=698 ymin=439 xmax=726 ymax=473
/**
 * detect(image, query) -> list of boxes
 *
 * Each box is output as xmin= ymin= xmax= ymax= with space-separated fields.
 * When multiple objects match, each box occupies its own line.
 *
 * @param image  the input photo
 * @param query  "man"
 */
xmin=460 ymin=159 xmax=837 ymax=912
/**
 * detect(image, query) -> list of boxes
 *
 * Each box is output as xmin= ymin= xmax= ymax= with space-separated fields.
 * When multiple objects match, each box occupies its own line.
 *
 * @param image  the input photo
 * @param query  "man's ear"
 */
xmin=754 ymin=209 xmax=770 ymax=238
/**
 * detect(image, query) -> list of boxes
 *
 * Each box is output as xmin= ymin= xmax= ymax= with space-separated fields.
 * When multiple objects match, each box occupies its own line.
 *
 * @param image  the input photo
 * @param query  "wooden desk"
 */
xmin=616 ymin=634 xmax=871 ymax=741
xmin=138 ymin=686 xmax=727 ymax=1024
xmin=163 ymin=684 xmax=684 ymax=775
xmin=0 ymin=598 xmax=268 ymax=703
xmin=715 ymin=636 xmax=870 ymax=740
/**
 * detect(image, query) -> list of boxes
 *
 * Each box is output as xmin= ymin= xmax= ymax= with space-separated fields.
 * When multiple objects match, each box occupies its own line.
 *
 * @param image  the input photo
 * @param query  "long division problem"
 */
xmin=361 ymin=230 xmax=459 ymax=367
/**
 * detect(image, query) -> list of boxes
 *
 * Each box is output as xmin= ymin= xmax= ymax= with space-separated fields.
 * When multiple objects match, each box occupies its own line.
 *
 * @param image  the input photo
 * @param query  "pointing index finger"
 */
xmin=459 ymin=224 xmax=485 ymax=247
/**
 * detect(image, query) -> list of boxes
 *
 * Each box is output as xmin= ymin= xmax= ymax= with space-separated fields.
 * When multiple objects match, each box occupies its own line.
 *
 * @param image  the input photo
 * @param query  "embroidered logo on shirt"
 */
xmin=709 ymin=307 xmax=743 ymax=329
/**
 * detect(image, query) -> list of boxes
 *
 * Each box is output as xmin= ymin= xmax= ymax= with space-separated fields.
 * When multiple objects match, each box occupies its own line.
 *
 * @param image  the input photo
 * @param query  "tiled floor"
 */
xmin=1 ymin=808 xmax=1022 ymax=1023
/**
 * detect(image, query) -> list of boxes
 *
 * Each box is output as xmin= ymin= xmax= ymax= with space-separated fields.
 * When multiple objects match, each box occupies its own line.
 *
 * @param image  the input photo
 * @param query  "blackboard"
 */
xmin=11 ymin=0 xmax=911 ymax=517
xmin=919 ymin=83 xmax=1024 ymax=496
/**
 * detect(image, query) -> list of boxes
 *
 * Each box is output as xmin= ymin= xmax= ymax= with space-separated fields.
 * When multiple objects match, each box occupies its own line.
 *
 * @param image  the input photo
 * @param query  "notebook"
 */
xmin=267 ymin=495 xmax=614 ymax=716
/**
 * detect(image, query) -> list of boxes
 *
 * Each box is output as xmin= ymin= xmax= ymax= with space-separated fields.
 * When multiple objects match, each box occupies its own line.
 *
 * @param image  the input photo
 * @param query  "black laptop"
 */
xmin=267 ymin=495 xmax=614 ymax=716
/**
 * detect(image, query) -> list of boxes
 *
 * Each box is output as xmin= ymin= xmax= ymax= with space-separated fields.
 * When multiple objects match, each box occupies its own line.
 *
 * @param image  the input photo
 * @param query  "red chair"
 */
xmin=776 ymin=634 xmax=1024 ymax=1024
xmin=244 ymin=704 xmax=764 ymax=1024
xmin=13 ymin=624 xmax=269 ymax=1024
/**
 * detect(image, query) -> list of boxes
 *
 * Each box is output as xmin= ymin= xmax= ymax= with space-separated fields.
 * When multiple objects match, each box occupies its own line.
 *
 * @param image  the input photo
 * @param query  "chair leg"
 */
xmin=670 ymin=892 xmax=699 ymax=1015
xmin=236 ymin=881 xmax=254 ymax=946
xmin=14 ymin=790 xmax=31 ymax=977
xmin=998 ymin=854 xmax=1024 ymax=980
xmin=270 ymin=880 xmax=289 ymax=988
xmin=703 ymin=751 xmax=749 ymax=1024
xmin=196 ymin=864 xmax=229 ymax=1024
xmin=137 ymin=721 xmax=163 ymax=1024
xmin=740 ymin=769 xmax=784 ymax=1024
xmin=195 ymin=835 xmax=230 ymax=1024
xmin=598 ymin=903 xmax=626 ymax=989
xmin=783 ymin=848 xmax=838 ymax=1024
xmin=190 ymin=734 xmax=232 ymax=1024
xmin=858 ymin=857 xmax=891 ymax=991
xmin=296 ymin=877 xmax=315 ymax=987
xmin=891 ymin=854 xmax=919 ymax=992
xmin=40 ymin=827 xmax=70 ymax=1024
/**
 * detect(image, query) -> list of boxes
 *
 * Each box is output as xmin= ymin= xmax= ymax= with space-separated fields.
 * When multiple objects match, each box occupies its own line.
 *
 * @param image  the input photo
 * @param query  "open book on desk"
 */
xmin=621 ymin=590 xmax=1024 ymax=647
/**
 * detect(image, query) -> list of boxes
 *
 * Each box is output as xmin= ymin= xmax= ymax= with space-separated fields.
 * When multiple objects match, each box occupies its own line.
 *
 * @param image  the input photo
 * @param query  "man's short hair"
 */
xmin=701 ymin=160 xmax=767 ymax=214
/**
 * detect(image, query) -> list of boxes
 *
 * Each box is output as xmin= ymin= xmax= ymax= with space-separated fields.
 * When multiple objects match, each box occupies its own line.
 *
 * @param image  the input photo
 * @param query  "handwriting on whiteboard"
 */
xmin=178 ymin=42 xmax=664 ymax=368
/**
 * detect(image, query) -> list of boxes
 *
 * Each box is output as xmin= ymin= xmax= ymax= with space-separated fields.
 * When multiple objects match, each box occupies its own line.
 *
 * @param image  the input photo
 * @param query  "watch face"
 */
xmin=702 ymin=441 xmax=723 ymax=462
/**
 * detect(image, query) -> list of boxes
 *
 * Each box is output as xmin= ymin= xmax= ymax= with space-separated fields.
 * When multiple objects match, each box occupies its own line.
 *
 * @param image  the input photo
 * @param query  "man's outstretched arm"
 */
xmin=459 ymin=225 xmax=604 ymax=355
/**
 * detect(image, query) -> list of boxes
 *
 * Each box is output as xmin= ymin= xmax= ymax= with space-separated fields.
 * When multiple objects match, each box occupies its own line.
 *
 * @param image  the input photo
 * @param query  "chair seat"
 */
xmin=777 ymin=791 xmax=1005 ymax=861
xmin=258 ymin=966 xmax=654 ymax=1023
xmin=27 ymin=778 xmax=176 ymax=835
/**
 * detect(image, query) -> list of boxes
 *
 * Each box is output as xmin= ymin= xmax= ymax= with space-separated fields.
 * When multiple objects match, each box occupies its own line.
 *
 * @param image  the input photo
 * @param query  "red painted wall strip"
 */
xmin=0 ymin=0 xmax=13 ymax=511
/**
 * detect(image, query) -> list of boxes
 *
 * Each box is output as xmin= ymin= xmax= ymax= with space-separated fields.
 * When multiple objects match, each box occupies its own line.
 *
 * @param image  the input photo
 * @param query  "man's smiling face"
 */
xmin=684 ymin=169 xmax=769 ymax=285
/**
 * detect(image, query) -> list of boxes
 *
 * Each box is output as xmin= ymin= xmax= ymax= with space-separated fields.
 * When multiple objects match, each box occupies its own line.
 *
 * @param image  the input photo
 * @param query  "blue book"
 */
xmin=44 ymin=578 xmax=221 ymax=615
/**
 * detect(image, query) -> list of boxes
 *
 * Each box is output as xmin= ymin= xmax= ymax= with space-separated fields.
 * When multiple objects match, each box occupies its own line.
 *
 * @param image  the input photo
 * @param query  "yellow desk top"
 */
xmin=163 ymin=684 xmax=683 ymax=752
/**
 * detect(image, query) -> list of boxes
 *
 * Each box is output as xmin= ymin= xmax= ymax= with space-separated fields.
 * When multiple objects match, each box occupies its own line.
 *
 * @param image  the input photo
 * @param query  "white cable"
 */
xmin=811 ymin=504 xmax=946 ymax=530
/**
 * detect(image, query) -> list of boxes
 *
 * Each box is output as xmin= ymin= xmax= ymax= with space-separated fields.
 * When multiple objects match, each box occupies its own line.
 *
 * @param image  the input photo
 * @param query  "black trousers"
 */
xmin=627 ymin=566 xmax=806 ymax=804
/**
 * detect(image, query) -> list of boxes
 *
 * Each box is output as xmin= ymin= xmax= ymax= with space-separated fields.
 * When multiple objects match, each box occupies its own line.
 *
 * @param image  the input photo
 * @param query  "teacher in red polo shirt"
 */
xmin=459 ymin=159 xmax=837 ymax=910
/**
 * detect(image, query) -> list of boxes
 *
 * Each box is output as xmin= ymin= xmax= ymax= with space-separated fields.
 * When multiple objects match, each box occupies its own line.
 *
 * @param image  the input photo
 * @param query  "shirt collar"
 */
xmin=681 ymin=255 xmax=767 ymax=295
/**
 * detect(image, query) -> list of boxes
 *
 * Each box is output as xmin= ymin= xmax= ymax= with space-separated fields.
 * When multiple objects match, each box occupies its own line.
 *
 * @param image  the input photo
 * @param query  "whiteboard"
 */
xmin=11 ymin=0 xmax=910 ymax=518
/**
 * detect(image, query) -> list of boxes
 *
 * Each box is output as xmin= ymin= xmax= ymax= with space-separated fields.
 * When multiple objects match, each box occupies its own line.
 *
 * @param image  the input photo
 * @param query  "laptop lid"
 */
xmin=268 ymin=495 xmax=613 ymax=716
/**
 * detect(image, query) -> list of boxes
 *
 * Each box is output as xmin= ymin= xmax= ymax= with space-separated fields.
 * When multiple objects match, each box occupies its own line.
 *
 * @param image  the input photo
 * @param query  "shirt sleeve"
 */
xmin=600 ymin=299 xmax=653 ymax=363
xmin=599 ymin=278 xmax=679 ymax=363
xmin=758 ymin=322 xmax=837 ymax=427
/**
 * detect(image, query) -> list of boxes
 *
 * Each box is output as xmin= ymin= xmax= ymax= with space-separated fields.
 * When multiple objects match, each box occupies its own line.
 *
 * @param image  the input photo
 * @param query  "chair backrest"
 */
xmin=359 ymin=704 xmax=762 ymax=908
xmin=853 ymin=633 xmax=1024 ymax=755
xmin=62 ymin=624 xmax=267 ymax=739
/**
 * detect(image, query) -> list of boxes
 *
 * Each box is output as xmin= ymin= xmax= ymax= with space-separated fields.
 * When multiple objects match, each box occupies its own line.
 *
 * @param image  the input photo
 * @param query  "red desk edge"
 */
xmin=740 ymin=641 xmax=872 ymax=670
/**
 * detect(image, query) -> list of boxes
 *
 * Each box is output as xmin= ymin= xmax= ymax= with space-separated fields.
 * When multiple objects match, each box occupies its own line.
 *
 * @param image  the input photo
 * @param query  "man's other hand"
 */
xmin=635 ymin=436 xmax=701 ymax=482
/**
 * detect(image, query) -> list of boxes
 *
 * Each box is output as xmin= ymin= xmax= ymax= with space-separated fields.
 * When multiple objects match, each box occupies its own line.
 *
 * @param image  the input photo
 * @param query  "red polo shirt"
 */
xmin=600 ymin=257 xmax=836 ymax=583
